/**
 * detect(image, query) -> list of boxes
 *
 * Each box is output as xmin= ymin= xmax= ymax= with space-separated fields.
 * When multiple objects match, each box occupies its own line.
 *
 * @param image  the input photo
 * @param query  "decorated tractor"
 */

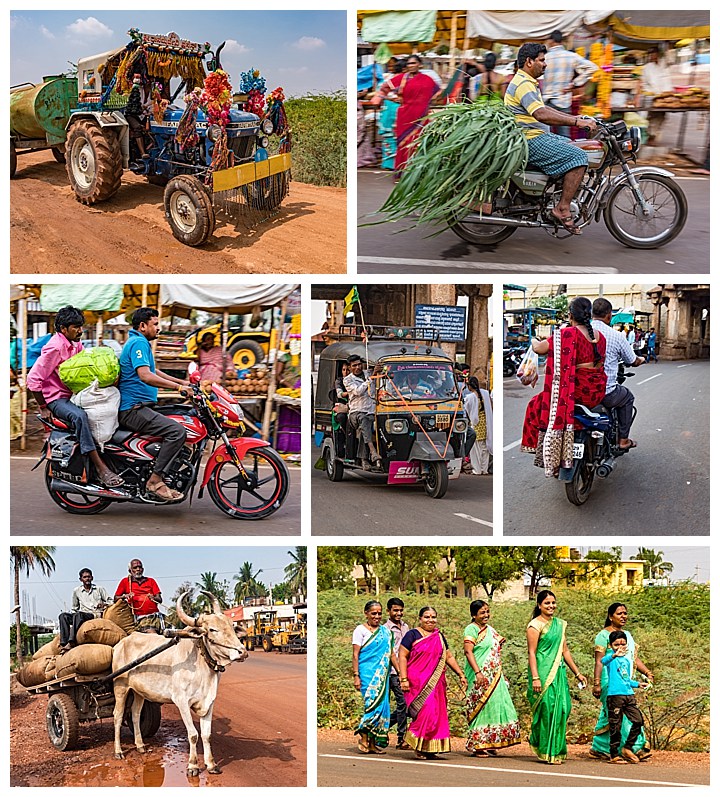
xmin=65 ymin=29 xmax=291 ymax=246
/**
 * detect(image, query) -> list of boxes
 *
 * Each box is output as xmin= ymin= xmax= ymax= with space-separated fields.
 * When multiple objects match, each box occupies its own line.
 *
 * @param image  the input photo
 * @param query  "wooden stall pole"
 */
xmin=95 ymin=315 xmax=103 ymax=346
xmin=19 ymin=296 xmax=28 ymax=451
xmin=221 ymin=310 xmax=230 ymax=384
xmin=261 ymin=299 xmax=288 ymax=441
xmin=449 ymin=11 xmax=459 ymax=74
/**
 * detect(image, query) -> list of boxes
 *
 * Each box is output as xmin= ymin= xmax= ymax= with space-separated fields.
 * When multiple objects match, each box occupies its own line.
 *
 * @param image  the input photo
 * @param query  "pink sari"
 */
xmin=404 ymin=629 xmax=450 ymax=754
xmin=198 ymin=346 xmax=225 ymax=383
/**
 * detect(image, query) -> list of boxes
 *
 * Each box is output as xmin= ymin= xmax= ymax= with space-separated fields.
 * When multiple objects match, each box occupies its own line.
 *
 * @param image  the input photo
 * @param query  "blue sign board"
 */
xmin=414 ymin=304 xmax=466 ymax=342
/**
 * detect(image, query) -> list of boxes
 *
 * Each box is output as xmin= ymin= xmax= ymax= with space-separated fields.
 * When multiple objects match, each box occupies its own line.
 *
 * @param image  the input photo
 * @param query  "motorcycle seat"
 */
xmin=109 ymin=428 xmax=135 ymax=445
xmin=576 ymin=404 xmax=608 ymax=418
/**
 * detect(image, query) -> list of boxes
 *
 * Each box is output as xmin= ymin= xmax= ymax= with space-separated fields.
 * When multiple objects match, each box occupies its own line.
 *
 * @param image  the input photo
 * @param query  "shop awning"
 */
xmin=12 ymin=284 xmax=161 ymax=317
xmin=466 ymin=10 xmax=611 ymax=47
xmin=159 ymin=284 xmax=298 ymax=314
xmin=608 ymin=11 xmax=710 ymax=46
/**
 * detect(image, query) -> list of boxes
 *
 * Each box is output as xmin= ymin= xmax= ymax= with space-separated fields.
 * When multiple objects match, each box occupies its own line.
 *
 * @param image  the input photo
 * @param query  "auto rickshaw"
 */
xmin=314 ymin=326 xmax=468 ymax=498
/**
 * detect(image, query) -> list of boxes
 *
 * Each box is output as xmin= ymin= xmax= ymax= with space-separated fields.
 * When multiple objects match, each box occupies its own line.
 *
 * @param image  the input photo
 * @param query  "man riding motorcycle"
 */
xmin=504 ymin=42 xmax=598 ymax=235
xmin=591 ymin=298 xmax=645 ymax=450
xmin=118 ymin=307 xmax=191 ymax=501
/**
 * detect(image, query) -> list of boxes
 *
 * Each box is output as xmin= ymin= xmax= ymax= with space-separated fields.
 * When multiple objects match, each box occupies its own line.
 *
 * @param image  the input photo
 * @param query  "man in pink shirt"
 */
xmin=27 ymin=306 xmax=123 ymax=487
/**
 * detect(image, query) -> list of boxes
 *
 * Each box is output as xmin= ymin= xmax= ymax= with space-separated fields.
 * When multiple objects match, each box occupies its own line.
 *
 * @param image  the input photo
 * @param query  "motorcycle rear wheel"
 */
xmin=603 ymin=174 xmax=687 ymax=249
xmin=450 ymin=213 xmax=517 ymax=245
xmin=207 ymin=447 xmax=289 ymax=520
xmin=565 ymin=442 xmax=595 ymax=506
xmin=44 ymin=463 xmax=112 ymax=515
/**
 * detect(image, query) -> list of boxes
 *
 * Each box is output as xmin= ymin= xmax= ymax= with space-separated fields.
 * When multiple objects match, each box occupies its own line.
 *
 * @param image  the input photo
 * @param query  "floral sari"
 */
xmin=356 ymin=625 xmax=392 ymax=748
xmin=521 ymin=326 xmax=607 ymax=476
xmin=591 ymin=627 xmax=649 ymax=756
xmin=464 ymin=623 xmax=521 ymax=752
xmin=527 ymin=616 xmax=571 ymax=764
xmin=404 ymin=628 xmax=450 ymax=754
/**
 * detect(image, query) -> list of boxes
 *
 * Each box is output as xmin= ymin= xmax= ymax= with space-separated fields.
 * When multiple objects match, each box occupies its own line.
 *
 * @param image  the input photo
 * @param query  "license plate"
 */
xmin=573 ymin=443 xmax=585 ymax=459
xmin=435 ymin=414 xmax=451 ymax=429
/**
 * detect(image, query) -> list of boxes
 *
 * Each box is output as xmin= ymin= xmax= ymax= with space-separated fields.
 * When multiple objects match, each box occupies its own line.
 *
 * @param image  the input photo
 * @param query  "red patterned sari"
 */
xmin=521 ymin=326 xmax=607 ymax=475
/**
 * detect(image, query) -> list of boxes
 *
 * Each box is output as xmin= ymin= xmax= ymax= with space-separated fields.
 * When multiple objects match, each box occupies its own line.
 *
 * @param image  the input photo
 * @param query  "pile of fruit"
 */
xmin=276 ymin=386 xmax=301 ymax=399
xmin=653 ymin=87 xmax=709 ymax=109
xmin=201 ymin=368 xmax=271 ymax=395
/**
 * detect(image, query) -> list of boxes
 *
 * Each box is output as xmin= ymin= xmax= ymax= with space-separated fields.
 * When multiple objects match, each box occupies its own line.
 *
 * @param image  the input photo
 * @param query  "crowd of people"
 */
xmin=351 ymin=595 xmax=654 ymax=766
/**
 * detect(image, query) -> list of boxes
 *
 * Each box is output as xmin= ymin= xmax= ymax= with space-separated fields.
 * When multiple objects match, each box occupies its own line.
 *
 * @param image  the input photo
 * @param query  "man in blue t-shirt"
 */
xmin=118 ymin=308 xmax=191 ymax=501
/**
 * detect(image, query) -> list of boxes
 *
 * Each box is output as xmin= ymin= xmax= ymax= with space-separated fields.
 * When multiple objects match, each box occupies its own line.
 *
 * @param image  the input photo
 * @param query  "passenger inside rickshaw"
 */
xmin=381 ymin=364 xmax=459 ymax=402
xmin=331 ymin=362 xmax=350 ymax=457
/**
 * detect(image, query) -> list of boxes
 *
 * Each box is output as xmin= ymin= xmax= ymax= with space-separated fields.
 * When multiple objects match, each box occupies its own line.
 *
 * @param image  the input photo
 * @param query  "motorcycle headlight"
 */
xmin=207 ymin=124 xmax=222 ymax=142
xmin=454 ymin=419 xmax=468 ymax=433
xmin=257 ymin=134 xmax=269 ymax=149
xmin=261 ymin=118 xmax=274 ymax=135
xmin=385 ymin=418 xmax=408 ymax=435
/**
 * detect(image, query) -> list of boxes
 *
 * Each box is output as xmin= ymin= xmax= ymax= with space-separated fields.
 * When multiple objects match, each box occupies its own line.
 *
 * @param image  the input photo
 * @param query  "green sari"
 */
xmin=527 ymin=616 xmax=571 ymax=764
xmin=591 ymin=627 xmax=649 ymax=756
xmin=464 ymin=623 xmax=521 ymax=752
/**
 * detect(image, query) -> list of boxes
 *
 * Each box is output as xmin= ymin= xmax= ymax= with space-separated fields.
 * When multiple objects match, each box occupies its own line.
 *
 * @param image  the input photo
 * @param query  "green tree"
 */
xmin=271 ymin=581 xmax=292 ymax=603
xmin=454 ymin=546 xmax=523 ymax=599
xmin=517 ymin=546 xmax=623 ymax=596
xmin=284 ymin=547 xmax=307 ymax=597
xmin=373 ymin=546 xmax=447 ymax=593
xmin=317 ymin=547 xmax=363 ymax=591
xmin=166 ymin=580 xmax=198 ymax=628
xmin=534 ymin=294 xmax=568 ymax=314
xmin=195 ymin=572 xmax=230 ymax=612
xmin=631 ymin=547 xmax=674 ymax=579
xmin=10 ymin=546 xmax=56 ymax=665
xmin=233 ymin=562 xmax=265 ymax=604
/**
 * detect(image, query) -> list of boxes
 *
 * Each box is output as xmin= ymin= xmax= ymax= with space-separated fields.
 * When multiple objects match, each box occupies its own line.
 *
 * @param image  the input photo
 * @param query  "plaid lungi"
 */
xmin=527 ymin=132 xmax=588 ymax=176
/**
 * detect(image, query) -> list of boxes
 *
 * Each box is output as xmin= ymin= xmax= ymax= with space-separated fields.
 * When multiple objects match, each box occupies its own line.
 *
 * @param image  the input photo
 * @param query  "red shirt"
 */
xmin=114 ymin=576 xmax=161 ymax=617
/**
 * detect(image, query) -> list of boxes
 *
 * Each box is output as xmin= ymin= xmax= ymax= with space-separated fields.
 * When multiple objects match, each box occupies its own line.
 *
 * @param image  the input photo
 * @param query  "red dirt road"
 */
xmin=11 ymin=150 xmax=346 ymax=274
xmin=11 ymin=650 xmax=306 ymax=787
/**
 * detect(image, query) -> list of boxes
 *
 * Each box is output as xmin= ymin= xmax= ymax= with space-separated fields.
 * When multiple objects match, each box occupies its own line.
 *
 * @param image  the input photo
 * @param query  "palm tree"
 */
xmin=631 ymin=547 xmax=674 ymax=580
xmin=284 ymin=547 xmax=307 ymax=598
xmin=194 ymin=572 xmax=229 ymax=612
xmin=233 ymin=562 xmax=264 ymax=604
xmin=10 ymin=546 xmax=56 ymax=665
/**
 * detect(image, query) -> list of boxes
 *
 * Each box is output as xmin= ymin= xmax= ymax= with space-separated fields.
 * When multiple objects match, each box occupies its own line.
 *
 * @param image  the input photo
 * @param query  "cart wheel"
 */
xmin=140 ymin=701 xmax=162 ymax=738
xmin=46 ymin=693 xmax=80 ymax=751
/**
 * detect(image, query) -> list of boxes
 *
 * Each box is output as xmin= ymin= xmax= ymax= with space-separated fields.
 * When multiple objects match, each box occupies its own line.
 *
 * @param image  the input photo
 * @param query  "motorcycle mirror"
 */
xmin=188 ymin=362 xmax=198 ymax=375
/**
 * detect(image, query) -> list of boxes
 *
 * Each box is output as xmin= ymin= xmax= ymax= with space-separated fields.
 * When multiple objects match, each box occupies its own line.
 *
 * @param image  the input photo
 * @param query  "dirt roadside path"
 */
xmin=11 ymin=150 xmax=346 ymax=274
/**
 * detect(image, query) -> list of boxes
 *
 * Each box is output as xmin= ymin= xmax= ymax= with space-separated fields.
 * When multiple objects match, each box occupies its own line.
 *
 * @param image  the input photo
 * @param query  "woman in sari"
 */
xmin=352 ymin=600 xmax=398 ymax=754
xmin=372 ymin=55 xmax=441 ymax=177
xmin=590 ymin=602 xmax=653 ymax=761
xmin=521 ymin=297 xmax=607 ymax=476
xmin=399 ymin=606 xmax=467 ymax=759
xmin=527 ymin=590 xmax=587 ymax=764
xmin=464 ymin=600 xmax=521 ymax=756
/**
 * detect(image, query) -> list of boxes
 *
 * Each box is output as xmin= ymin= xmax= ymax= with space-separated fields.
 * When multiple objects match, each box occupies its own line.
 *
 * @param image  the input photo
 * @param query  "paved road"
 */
xmin=311 ymin=445 xmax=492 ymax=535
xmin=10 ymin=443 xmax=300 ymax=536
xmin=503 ymin=359 xmax=709 ymax=535
xmin=317 ymin=739 xmax=709 ymax=787
xmin=357 ymin=172 xmax=708 ymax=275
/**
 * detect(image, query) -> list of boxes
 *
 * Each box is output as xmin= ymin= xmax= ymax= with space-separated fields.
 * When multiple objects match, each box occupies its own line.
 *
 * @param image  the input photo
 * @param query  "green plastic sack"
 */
xmin=59 ymin=347 xmax=120 ymax=393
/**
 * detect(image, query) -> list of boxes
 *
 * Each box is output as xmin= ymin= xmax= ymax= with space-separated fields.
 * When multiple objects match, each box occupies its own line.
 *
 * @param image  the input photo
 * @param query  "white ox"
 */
xmin=112 ymin=591 xmax=247 ymax=776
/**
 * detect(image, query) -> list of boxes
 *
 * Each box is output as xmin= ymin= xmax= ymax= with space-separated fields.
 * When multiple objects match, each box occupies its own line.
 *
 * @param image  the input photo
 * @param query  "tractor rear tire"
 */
xmin=66 ymin=120 xmax=122 ymax=204
xmin=51 ymin=146 xmax=66 ymax=164
xmin=228 ymin=339 xmax=265 ymax=368
xmin=164 ymin=175 xmax=215 ymax=247
xmin=262 ymin=636 xmax=274 ymax=653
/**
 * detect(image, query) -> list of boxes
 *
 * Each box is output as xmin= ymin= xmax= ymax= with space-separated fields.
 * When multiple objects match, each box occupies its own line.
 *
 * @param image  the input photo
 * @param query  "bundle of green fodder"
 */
xmin=378 ymin=97 xmax=528 ymax=233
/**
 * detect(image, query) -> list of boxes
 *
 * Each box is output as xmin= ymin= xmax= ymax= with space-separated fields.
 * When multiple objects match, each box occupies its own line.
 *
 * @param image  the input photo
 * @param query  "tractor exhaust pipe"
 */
xmin=49 ymin=477 xmax=133 ymax=501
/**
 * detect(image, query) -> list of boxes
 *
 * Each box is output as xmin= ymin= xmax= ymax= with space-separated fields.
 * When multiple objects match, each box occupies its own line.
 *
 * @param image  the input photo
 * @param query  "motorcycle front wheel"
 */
xmin=565 ymin=442 xmax=595 ymax=506
xmin=603 ymin=174 xmax=687 ymax=249
xmin=450 ymin=212 xmax=517 ymax=245
xmin=44 ymin=463 xmax=112 ymax=515
xmin=207 ymin=447 xmax=289 ymax=520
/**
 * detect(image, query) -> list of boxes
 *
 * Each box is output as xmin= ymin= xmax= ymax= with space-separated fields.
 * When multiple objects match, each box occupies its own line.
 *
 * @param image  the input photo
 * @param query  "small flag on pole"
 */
xmin=343 ymin=285 xmax=360 ymax=316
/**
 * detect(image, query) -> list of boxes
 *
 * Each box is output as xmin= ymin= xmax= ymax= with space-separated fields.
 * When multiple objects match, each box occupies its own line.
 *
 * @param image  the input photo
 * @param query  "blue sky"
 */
xmin=10 ymin=10 xmax=347 ymax=97
xmin=12 ymin=545 xmax=303 ymax=621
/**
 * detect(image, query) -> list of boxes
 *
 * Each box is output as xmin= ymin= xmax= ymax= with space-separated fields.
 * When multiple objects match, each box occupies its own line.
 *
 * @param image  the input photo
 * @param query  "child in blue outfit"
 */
xmin=601 ymin=630 xmax=651 ymax=764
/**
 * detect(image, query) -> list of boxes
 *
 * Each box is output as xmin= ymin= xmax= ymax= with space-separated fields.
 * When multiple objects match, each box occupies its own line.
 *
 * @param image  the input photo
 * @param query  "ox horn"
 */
xmin=200 ymin=591 xmax=223 ymax=615
xmin=176 ymin=591 xmax=198 ymax=627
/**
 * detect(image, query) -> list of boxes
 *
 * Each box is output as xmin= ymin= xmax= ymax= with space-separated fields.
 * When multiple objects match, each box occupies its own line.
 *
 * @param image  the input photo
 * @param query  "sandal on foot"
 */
xmin=472 ymin=750 xmax=490 ymax=757
xmin=370 ymin=746 xmax=386 ymax=755
xmin=609 ymin=756 xmax=628 ymax=764
xmin=357 ymin=738 xmax=370 ymax=754
xmin=100 ymin=471 xmax=125 ymax=488
xmin=621 ymin=748 xmax=640 ymax=763
xmin=551 ymin=211 xmax=582 ymax=235
xmin=146 ymin=483 xmax=183 ymax=501
xmin=589 ymin=749 xmax=610 ymax=761
xmin=636 ymin=749 xmax=652 ymax=761
xmin=415 ymin=751 xmax=428 ymax=760
xmin=618 ymin=439 xmax=637 ymax=450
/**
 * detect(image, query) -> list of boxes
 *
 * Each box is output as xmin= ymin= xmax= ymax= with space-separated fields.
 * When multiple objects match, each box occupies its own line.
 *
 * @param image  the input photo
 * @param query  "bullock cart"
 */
xmin=25 ymin=634 xmax=181 ymax=751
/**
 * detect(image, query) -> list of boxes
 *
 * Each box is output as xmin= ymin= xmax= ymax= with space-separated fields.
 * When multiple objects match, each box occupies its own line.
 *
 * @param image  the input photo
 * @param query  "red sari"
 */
xmin=385 ymin=72 xmax=440 ymax=175
xmin=521 ymin=326 xmax=607 ymax=475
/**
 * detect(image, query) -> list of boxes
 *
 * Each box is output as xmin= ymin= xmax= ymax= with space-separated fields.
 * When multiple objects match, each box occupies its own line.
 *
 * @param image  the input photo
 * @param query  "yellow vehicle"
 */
xmin=244 ymin=605 xmax=306 ymax=653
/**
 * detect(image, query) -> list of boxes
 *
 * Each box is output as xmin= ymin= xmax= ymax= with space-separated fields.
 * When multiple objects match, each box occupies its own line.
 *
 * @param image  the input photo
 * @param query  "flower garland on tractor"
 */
xmin=265 ymin=86 xmax=292 ymax=153
xmin=175 ymin=87 xmax=202 ymax=152
xmin=201 ymin=69 xmax=234 ymax=179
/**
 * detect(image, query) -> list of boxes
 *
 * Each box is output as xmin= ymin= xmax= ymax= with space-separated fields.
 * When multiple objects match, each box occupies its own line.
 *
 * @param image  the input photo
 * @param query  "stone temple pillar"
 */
xmin=464 ymin=286 xmax=492 ymax=386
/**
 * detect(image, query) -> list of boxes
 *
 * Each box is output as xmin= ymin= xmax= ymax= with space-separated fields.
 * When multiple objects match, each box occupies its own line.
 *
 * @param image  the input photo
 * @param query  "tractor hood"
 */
xmin=161 ymin=106 xmax=261 ymax=128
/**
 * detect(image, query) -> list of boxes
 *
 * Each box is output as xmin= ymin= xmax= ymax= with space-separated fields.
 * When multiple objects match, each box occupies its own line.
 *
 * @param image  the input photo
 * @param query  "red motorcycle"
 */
xmin=36 ymin=366 xmax=289 ymax=520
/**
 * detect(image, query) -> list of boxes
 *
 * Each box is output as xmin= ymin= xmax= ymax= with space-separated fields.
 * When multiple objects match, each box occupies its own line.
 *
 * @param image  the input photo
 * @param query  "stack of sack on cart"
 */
xmin=16 ymin=601 xmax=135 ymax=686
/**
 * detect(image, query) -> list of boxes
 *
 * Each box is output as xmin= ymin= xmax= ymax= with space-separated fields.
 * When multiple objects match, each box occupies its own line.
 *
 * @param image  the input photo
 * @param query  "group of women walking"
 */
xmin=352 ymin=594 xmax=653 ymax=764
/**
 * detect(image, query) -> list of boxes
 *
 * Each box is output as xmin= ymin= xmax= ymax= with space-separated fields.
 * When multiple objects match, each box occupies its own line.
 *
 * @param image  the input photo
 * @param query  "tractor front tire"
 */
xmin=66 ymin=120 xmax=122 ymax=204
xmin=163 ymin=175 xmax=215 ymax=247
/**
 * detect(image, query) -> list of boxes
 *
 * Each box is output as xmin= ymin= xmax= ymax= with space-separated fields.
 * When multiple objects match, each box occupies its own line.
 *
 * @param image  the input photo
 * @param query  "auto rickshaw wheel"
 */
xmin=424 ymin=461 xmax=449 ymax=499
xmin=324 ymin=448 xmax=344 ymax=482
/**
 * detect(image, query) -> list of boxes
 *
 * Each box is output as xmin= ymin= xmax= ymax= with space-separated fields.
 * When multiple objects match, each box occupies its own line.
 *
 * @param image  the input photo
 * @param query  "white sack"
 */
xmin=71 ymin=379 xmax=120 ymax=448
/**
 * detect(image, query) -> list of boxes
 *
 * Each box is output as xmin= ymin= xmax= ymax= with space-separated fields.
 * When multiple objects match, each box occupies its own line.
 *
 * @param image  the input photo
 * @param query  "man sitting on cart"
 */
xmin=343 ymin=354 xmax=382 ymax=470
xmin=114 ymin=559 xmax=163 ymax=633
xmin=59 ymin=568 xmax=110 ymax=652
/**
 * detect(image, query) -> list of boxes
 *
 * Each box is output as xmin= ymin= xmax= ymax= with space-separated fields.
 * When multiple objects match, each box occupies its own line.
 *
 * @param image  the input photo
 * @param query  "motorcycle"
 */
xmin=36 ymin=364 xmax=289 ymax=520
xmin=561 ymin=363 xmax=637 ymax=505
xmin=503 ymin=344 xmax=527 ymax=377
xmin=451 ymin=119 xmax=687 ymax=249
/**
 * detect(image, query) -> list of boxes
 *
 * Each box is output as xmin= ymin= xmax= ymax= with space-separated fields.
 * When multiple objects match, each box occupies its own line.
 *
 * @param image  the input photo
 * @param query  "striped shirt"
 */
xmin=543 ymin=45 xmax=599 ymax=108
xmin=591 ymin=319 xmax=637 ymax=393
xmin=504 ymin=69 xmax=549 ymax=139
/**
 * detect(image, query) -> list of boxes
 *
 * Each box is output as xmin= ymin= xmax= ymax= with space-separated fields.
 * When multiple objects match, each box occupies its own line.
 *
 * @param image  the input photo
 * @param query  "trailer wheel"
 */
xmin=66 ymin=120 xmax=122 ymax=204
xmin=11 ymin=140 xmax=17 ymax=179
xmin=164 ymin=175 xmax=215 ymax=246
xmin=140 ymin=701 xmax=162 ymax=738
xmin=46 ymin=693 xmax=80 ymax=751
xmin=51 ymin=146 xmax=66 ymax=164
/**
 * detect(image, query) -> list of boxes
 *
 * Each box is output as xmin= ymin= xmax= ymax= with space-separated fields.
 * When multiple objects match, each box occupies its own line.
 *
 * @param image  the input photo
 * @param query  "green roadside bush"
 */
xmin=317 ymin=585 xmax=709 ymax=752
xmin=284 ymin=91 xmax=347 ymax=188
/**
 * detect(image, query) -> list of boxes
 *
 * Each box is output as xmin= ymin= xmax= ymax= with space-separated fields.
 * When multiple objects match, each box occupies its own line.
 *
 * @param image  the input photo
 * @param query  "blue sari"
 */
xmin=356 ymin=625 xmax=392 ymax=748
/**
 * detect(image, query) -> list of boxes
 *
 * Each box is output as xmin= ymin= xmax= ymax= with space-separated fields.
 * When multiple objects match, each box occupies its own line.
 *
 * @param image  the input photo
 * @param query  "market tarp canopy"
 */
xmin=12 ymin=284 xmax=162 ymax=317
xmin=606 ymin=11 xmax=710 ymax=46
xmin=466 ymin=10 xmax=611 ymax=46
xmin=160 ymin=284 xmax=298 ymax=314
xmin=360 ymin=10 xmax=437 ymax=45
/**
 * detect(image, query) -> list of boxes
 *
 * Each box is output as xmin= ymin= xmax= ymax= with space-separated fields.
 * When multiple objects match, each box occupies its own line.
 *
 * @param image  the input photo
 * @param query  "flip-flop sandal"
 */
xmin=609 ymin=756 xmax=628 ymax=765
xmin=618 ymin=440 xmax=637 ymax=450
xmin=147 ymin=483 xmax=183 ymax=501
xmin=472 ymin=750 xmax=490 ymax=757
xmin=370 ymin=747 xmax=386 ymax=755
xmin=100 ymin=472 xmax=125 ymax=488
xmin=357 ymin=738 xmax=370 ymax=754
xmin=486 ymin=750 xmax=499 ymax=757
xmin=552 ymin=213 xmax=582 ymax=235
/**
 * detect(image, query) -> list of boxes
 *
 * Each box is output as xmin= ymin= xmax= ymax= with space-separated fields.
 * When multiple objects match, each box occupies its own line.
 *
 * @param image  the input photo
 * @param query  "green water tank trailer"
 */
xmin=10 ymin=75 xmax=77 ymax=176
